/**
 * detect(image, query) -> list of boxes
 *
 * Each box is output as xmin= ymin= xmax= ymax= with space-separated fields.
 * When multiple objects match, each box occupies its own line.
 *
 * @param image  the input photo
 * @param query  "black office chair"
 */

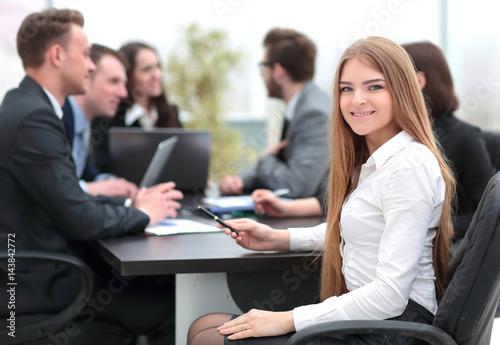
xmin=286 ymin=172 xmax=500 ymax=345
xmin=0 ymin=251 xmax=94 ymax=345
xmin=482 ymin=130 xmax=500 ymax=172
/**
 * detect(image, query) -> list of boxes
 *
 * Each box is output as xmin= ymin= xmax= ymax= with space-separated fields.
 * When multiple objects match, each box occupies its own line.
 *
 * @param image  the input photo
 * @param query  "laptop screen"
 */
xmin=139 ymin=136 xmax=178 ymax=188
xmin=108 ymin=128 xmax=211 ymax=193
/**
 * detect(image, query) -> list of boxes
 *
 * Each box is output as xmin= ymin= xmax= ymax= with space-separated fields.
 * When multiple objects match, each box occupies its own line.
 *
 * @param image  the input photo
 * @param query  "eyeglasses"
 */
xmin=258 ymin=61 xmax=275 ymax=73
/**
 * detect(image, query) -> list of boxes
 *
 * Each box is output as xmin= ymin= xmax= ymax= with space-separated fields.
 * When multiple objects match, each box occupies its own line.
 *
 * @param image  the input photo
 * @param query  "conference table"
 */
xmin=92 ymin=210 xmax=324 ymax=345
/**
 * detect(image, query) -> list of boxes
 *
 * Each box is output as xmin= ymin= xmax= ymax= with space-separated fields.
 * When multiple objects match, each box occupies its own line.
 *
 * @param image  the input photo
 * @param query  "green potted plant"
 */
xmin=165 ymin=23 xmax=251 ymax=182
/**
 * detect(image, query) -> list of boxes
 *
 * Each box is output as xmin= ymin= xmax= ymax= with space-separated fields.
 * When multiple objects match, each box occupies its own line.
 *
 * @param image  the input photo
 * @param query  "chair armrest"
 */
xmin=286 ymin=320 xmax=457 ymax=345
xmin=0 ymin=251 xmax=94 ymax=345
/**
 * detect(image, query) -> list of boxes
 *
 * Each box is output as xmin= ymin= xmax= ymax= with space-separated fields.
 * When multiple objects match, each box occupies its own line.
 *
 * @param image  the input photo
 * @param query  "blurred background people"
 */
xmin=219 ymin=28 xmax=330 ymax=198
xmin=114 ymin=41 xmax=182 ymax=129
xmin=402 ymin=41 xmax=496 ymax=242
xmin=92 ymin=41 xmax=182 ymax=173
xmin=63 ymin=43 xmax=137 ymax=198
xmin=0 ymin=9 xmax=182 ymax=343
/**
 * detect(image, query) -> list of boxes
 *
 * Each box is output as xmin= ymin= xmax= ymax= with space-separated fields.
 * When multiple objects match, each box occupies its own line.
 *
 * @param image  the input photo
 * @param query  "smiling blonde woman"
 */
xmin=186 ymin=36 xmax=456 ymax=345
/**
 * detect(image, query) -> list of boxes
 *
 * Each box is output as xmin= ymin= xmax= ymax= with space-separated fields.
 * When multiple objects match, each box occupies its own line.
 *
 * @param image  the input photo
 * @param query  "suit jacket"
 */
xmin=0 ymin=76 xmax=149 ymax=317
xmin=482 ymin=130 xmax=500 ymax=172
xmin=434 ymin=112 xmax=496 ymax=239
xmin=240 ymin=82 xmax=330 ymax=198
xmin=62 ymin=97 xmax=100 ymax=181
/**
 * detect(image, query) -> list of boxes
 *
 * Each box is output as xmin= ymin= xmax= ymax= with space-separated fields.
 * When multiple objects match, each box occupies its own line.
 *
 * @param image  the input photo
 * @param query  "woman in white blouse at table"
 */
xmin=91 ymin=42 xmax=182 ymax=173
xmin=187 ymin=36 xmax=456 ymax=345
xmin=114 ymin=41 xmax=182 ymax=129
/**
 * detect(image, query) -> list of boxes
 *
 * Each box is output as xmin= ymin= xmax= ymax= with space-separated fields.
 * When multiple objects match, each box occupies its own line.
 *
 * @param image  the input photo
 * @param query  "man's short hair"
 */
xmin=263 ymin=28 xmax=316 ymax=82
xmin=90 ymin=44 xmax=129 ymax=72
xmin=17 ymin=8 xmax=84 ymax=69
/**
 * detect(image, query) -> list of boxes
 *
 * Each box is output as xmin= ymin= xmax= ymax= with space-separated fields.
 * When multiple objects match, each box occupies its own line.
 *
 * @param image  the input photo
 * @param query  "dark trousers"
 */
xmin=2 ymin=256 xmax=175 ymax=345
xmin=224 ymin=299 xmax=433 ymax=345
xmin=72 ymin=250 xmax=176 ymax=345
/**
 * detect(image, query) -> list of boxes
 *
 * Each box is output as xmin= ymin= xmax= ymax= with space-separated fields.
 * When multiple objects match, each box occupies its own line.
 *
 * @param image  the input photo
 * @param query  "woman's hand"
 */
xmin=219 ymin=175 xmax=244 ymax=195
xmin=252 ymin=189 xmax=289 ymax=218
xmin=218 ymin=218 xmax=290 ymax=252
xmin=218 ymin=309 xmax=295 ymax=340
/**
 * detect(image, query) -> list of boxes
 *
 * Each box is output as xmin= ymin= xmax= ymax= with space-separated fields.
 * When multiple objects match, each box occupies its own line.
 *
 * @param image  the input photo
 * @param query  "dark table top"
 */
xmin=92 ymin=213 xmax=324 ymax=276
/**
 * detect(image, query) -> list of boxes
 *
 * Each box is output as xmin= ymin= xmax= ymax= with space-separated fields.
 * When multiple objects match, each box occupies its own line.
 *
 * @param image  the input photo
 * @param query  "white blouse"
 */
xmin=289 ymin=131 xmax=445 ymax=331
xmin=124 ymin=103 xmax=158 ymax=129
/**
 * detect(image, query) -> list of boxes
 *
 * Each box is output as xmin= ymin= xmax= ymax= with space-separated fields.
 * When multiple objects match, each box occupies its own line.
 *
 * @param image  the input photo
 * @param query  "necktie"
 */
xmin=73 ymin=125 xmax=90 ymax=178
xmin=278 ymin=117 xmax=289 ymax=160
xmin=280 ymin=118 xmax=289 ymax=141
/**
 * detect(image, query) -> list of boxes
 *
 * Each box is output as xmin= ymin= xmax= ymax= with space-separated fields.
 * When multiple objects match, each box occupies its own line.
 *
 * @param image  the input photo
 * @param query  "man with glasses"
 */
xmin=219 ymin=28 xmax=330 ymax=198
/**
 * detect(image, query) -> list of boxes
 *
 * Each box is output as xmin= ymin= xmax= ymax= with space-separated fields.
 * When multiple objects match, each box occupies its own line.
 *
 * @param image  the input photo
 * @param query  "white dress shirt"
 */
xmin=44 ymin=91 xmax=134 ymax=208
xmin=284 ymin=89 xmax=301 ymax=122
xmin=289 ymin=131 xmax=445 ymax=331
xmin=124 ymin=103 xmax=158 ymax=129
xmin=65 ymin=97 xmax=116 ymax=192
xmin=43 ymin=88 xmax=63 ymax=119
xmin=67 ymin=96 xmax=91 ymax=179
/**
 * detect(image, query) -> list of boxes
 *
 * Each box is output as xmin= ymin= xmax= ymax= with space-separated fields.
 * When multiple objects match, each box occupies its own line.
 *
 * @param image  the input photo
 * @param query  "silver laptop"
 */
xmin=139 ymin=136 xmax=178 ymax=188
xmin=108 ymin=128 xmax=211 ymax=193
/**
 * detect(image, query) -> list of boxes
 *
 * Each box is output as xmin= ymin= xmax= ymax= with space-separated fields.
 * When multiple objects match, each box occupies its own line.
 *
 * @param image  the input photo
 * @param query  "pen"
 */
xmin=198 ymin=206 xmax=240 ymax=235
xmin=271 ymin=188 xmax=290 ymax=197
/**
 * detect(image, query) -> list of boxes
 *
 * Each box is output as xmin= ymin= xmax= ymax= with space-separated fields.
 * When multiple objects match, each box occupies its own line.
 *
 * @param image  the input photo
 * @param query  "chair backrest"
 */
xmin=434 ymin=172 xmax=500 ymax=345
xmin=482 ymin=130 xmax=500 ymax=172
xmin=0 ymin=252 xmax=93 ymax=344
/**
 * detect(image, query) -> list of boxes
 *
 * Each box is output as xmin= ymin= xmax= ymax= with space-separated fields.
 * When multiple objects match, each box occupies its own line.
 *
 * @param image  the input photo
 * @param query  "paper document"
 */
xmin=202 ymin=195 xmax=255 ymax=214
xmin=146 ymin=219 xmax=223 ymax=236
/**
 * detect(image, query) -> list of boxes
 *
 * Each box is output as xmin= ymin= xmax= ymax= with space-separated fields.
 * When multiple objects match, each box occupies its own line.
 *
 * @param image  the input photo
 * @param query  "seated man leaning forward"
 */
xmin=0 ymin=8 xmax=182 ymax=343
xmin=62 ymin=43 xmax=138 ymax=198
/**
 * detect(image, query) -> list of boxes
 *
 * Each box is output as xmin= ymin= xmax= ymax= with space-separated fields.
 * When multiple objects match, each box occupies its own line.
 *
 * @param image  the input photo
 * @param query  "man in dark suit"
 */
xmin=62 ymin=44 xmax=137 ymax=198
xmin=0 ymin=9 xmax=181 ymax=343
xmin=219 ymin=28 xmax=330 ymax=198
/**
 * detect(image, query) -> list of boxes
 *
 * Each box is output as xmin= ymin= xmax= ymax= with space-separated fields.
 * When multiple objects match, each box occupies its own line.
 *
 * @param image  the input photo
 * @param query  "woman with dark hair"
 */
xmin=114 ymin=42 xmax=181 ymax=128
xmin=92 ymin=42 xmax=181 ymax=172
xmin=403 ymin=41 xmax=496 ymax=241
xmin=186 ymin=36 xmax=456 ymax=345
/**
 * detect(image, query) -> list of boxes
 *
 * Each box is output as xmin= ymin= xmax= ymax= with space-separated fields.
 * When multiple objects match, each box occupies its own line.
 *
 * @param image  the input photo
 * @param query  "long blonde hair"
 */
xmin=321 ymin=36 xmax=455 ymax=302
